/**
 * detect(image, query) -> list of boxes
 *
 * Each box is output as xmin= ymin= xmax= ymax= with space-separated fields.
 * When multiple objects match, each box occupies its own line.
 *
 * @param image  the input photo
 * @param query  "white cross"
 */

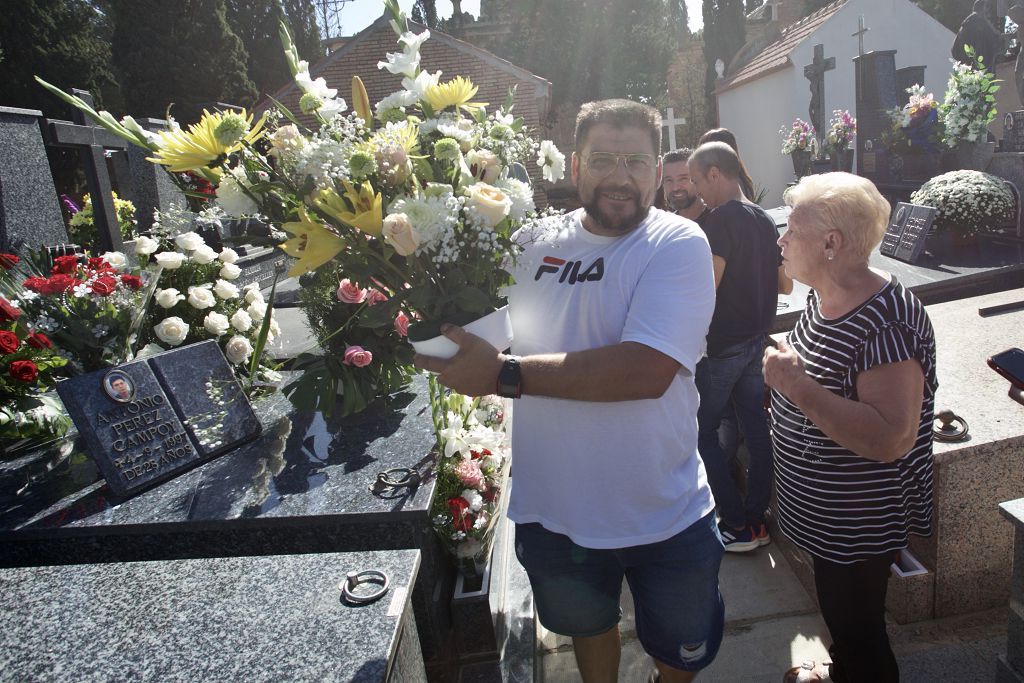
xmin=662 ymin=107 xmax=687 ymax=151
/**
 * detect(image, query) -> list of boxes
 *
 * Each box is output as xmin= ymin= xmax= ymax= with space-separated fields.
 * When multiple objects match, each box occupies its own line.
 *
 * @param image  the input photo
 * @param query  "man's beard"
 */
xmin=582 ymin=185 xmax=650 ymax=235
xmin=668 ymin=191 xmax=697 ymax=212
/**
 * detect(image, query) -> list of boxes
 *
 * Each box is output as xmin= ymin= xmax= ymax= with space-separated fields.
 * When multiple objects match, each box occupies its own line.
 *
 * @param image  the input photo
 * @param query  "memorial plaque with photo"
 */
xmin=55 ymin=342 xmax=261 ymax=497
xmin=148 ymin=340 xmax=260 ymax=458
xmin=880 ymin=202 xmax=938 ymax=264
xmin=1004 ymin=111 xmax=1024 ymax=153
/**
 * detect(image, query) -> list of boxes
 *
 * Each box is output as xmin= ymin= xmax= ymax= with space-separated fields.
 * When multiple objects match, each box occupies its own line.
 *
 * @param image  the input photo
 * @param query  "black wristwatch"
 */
xmin=496 ymin=356 xmax=522 ymax=399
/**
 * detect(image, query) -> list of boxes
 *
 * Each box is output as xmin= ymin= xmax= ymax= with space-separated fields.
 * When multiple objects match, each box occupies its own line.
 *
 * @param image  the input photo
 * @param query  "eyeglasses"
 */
xmin=584 ymin=152 xmax=656 ymax=179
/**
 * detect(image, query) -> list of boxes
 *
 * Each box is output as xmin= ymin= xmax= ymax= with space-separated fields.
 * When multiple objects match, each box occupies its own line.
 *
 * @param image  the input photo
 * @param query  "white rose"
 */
xmin=203 ymin=311 xmax=230 ymax=336
xmin=244 ymin=286 xmax=264 ymax=305
xmin=466 ymin=149 xmax=502 ymax=183
xmin=135 ymin=342 xmax=165 ymax=359
xmin=191 ymin=244 xmax=218 ymax=264
xmin=247 ymin=300 xmax=268 ymax=321
xmin=134 ymin=236 xmax=160 ymax=256
xmin=174 ymin=231 xmax=205 ymax=251
xmin=218 ymin=248 xmax=239 ymax=264
xmin=381 ymin=212 xmax=421 ymax=256
xmin=230 ymin=309 xmax=253 ymax=332
xmin=154 ymin=251 xmax=186 ymax=270
xmin=100 ymin=251 xmax=127 ymax=269
xmin=155 ymin=288 xmax=185 ymax=309
xmin=187 ymin=285 xmax=216 ymax=310
xmin=224 ymin=334 xmax=254 ymax=364
xmin=267 ymin=318 xmax=281 ymax=342
xmin=464 ymin=182 xmax=511 ymax=227
xmin=219 ymin=263 xmax=241 ymax=280
xmin=153 ymin=316 xmax=189 ymax=346
xmin=213 ymin=279 xmax=240 ymax=300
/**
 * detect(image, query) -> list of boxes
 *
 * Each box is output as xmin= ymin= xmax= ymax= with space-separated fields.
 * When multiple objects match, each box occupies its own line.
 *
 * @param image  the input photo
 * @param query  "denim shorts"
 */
xmin=514 ymin=511 xmax=725 ymax=672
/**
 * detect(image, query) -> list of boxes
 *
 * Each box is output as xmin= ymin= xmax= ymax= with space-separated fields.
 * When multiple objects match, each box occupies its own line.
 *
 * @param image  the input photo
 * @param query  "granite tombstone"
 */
xmin=880 ymin=202 xmax=939 ymax=264
xmin=1004 ymin=111 xmax=1024 ymax=153
xmin=55 ymin=340 xmax=260 ymax=497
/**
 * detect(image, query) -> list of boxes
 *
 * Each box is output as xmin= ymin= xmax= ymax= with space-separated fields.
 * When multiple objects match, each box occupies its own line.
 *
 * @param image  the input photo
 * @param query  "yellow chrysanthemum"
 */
xmin=423 ymin=76 xmax=487 ymax=114
xmin=147 ymin=109 xmax=268 ymax=175
xmin=279 ymin=207 xmax=345 ymax=277
xmin=315 ymin=181 xmax=383 ymax=237
xmin=366 ymin=120 xmax=420 ymax=155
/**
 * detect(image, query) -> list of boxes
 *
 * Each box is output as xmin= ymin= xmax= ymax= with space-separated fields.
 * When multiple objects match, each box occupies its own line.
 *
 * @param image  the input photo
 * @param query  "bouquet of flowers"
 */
xmin=780 ymin=118 xmax=817 ymax=155
xmin=132 ymin=205 xmax=281 ymax=388
xmin=7 ymin=251 xmax=153 ymax=374
xmin=428 ymin=383 xmax=510 ymax=574
xmin=63 ymin=192 xmax=138 ymax=248
xmin=885 ymin=84 xmax=944 ymax=154
xmin=823 ymin=109 xmax=856 ymax=157
xmin=911 ymin=170 xmax=1014 ymax=236
xmin=36 ymin=0 xmax=565 ymax=416
xmin=940 ymin=46 xmax=1000 ymax=148
xmin=0 ymin=256 xmax=71 ymax=445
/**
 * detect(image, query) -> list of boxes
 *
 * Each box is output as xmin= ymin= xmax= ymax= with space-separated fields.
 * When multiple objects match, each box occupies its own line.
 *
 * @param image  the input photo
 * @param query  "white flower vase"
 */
xmin=409 ymin=306 xmax=513 ymax=359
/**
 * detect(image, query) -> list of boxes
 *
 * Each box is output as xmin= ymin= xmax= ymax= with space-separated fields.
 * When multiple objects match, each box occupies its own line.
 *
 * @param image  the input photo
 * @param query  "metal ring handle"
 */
xmin=368 ymin=467 xmax=420 ymax=494
xmin=933 ymin=409 xmax=969 ymax=442
xmin=340 ymin=570 xmax=390 ymax=604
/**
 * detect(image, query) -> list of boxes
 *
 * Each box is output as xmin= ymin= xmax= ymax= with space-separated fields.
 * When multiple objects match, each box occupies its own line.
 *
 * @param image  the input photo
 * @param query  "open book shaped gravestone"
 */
xmin=56 ymin=340 xmax=260 ymax=497
xmin=880 ymin=202 xmax=938 ymax=264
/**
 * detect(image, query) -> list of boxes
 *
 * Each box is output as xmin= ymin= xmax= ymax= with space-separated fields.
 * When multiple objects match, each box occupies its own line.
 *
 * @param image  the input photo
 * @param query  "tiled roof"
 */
xmin=715 ymin=0 xmax=849 ymax=94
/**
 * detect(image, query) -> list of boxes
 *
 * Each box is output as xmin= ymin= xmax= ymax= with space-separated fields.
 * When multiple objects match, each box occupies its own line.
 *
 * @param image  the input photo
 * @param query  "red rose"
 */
xmin=26 ymin=332 xmax=52 ymax=349
xmin=120 ymin=274 xmax=143 ymax=290
xmin=448 ymin=496 xmax=472 ymax=532
xmin=87 ymin=257 xmax=111 ymax=271
xmin=0 ymin=330 xmax=19 ymax=354
xmin=90 ymin=275 xmax=118 ymax=296
xmin=9 ymin=360 xmax=38 ymax=382
xmin=52 ymin=255 xmax=80 ymax=275
xmin=0 ymin=253 xmax=18 ymax=270
xmin=0 ymin=297 xmax=21 ymax=322
xmin=482 ymin=488 xmax=499 ymax=503
xmin=23 ymin=276 xmax=47 ymax=293
xmin=470 ymin=448 xmax=491 ymax=460
xmin=42 ymin=274 xmax=79 ymax=295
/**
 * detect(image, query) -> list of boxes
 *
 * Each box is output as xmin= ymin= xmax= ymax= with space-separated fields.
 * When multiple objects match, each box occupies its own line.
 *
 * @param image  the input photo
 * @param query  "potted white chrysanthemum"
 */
xmin=911 ymin=170 xmax=1014 ymax=240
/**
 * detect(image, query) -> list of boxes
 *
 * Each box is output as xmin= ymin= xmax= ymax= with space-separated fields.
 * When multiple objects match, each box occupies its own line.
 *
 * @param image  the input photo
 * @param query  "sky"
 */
xmin=338 ymin=0 xmax=704 ymax=36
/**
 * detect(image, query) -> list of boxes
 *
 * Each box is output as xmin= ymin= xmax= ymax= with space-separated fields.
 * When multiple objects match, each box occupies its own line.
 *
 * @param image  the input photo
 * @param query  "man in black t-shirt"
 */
xmin=688 ymin=141 xmax=784 ymax=552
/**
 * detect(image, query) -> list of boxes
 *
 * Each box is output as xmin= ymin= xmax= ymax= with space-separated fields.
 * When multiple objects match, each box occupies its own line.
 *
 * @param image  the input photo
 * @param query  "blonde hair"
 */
xmin=783 ymin=172 xmax=890 ymax=262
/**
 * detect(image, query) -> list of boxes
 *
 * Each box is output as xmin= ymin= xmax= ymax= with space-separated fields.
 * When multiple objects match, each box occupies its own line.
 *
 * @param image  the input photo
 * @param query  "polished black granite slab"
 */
xmin=0 ymin=373 xmax=453 ymax=662
xmin=0 ymin=549 xmax=425 ymax=682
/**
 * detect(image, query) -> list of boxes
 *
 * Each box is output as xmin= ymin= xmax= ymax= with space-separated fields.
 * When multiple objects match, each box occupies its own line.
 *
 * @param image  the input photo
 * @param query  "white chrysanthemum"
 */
xmin=461 ymin=489 xmax=484 ymax=512
xmin=495 ymin=177 xmax=535 ymax=221
xmin=389 ymin=191 xmax=460 ymax=252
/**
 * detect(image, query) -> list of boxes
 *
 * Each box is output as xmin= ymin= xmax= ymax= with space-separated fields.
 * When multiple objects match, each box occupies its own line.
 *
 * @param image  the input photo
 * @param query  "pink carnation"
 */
xmin=365 ymin=289 xmax=388 ymax=306
xmin=336 ymin=278 xmax=366 ymax=304
xmin=454 ymin=459 xmax=485 ymax=489
xmin=394 ymin=311 xmax=409 ymax=337
xmin=343 ymin=345 xmax=373 ymax=367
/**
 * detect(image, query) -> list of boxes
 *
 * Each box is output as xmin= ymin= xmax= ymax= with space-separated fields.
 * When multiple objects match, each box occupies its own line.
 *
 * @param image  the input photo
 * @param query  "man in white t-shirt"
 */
xmin=416 ymin=99 xmax=722 ymax=683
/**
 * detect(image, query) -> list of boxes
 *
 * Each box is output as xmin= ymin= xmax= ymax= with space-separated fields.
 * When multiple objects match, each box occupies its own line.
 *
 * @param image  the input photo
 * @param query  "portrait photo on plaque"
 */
xmin=103 ymin=370 xmax=136 ymax=403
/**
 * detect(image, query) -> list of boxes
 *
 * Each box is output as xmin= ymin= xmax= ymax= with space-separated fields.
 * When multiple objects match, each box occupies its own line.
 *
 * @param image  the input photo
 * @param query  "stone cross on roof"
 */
xmin=803 ymin=43 xmax=836 ymax=151
xmin=662 ymin=107 xmax=687 ymax=151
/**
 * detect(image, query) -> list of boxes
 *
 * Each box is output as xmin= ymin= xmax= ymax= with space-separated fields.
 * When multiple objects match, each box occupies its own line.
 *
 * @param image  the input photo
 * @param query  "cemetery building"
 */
xmin=714 ymin=0 xmax=954 ymax=206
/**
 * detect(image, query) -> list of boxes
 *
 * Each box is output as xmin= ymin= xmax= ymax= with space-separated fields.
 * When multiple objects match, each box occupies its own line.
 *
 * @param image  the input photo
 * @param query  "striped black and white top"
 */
xmin=771 ymin=275 xmax=937 ymax=564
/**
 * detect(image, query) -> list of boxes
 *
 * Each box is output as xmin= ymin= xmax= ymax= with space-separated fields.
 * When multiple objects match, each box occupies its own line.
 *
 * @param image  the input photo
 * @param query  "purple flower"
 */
xmin=60 ymin=194 xmax=80 ymax=215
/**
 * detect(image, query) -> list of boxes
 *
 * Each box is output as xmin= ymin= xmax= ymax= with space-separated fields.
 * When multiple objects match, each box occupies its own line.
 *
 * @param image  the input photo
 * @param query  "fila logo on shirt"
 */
xmin=534 ymin=256 xmax=605 ymax=283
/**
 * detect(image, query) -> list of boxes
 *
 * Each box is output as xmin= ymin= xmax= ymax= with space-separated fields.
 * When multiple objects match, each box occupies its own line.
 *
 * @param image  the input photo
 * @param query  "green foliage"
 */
xmin=108 ymin=0 xmax=257 ymax=121
xmin=485 ymin=0 xmax=687 ymax=107
xmin=702 ymin=0 xmax=746 ymax=128
xmin=0 ymin=0 xmax=120 ymax=116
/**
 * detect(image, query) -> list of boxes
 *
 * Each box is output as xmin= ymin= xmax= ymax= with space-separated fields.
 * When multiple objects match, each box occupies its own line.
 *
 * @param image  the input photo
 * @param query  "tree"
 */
xmin=109 ymin=0 xmax=257 ymax=121
xmin=0 ymin=0 xmax=120 ymax=116
xmin=311 ymin=0 xmax=353 ymax=40
xmin=225 ymin=0 xmax=322 ymax=100
xmin=488 ymin=0 xmax=687 ymax=109
xmin=702 ymin=0 xmax=746 ymax=128
xmin=412 ymin=0 xmax=440 ymax=29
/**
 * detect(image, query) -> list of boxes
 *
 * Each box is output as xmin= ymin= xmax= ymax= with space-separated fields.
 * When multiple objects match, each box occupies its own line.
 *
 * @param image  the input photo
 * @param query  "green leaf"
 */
xmin=247 ymin=276 xmax=278 ymax=393
xmin=452 ymin=286 xmax=492 ymax=313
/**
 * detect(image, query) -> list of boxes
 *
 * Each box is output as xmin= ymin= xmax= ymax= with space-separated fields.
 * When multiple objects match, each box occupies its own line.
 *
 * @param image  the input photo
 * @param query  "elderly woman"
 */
xmin=764 ymin=173 xmax=936 ymax=683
